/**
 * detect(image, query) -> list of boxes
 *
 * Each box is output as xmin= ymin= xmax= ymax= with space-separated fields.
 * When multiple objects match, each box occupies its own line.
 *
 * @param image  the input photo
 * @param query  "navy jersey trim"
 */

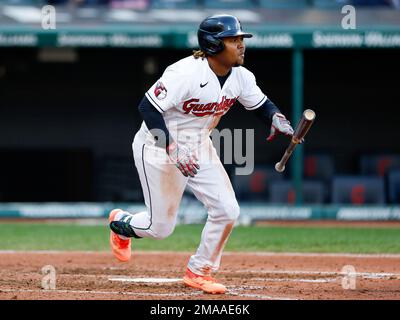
xmin=245 ymin=96 xmax=267 ymax=110
xmin=145 ymin=92 xmax=165 ymax=113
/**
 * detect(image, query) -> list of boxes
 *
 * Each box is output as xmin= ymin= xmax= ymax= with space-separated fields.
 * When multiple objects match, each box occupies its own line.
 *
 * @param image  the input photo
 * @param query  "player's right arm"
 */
xmin=138 ymin=63 xmax=199 ymax=177
xmin=138 ymin=95 xmax=172 ymax=149
xmin=254 ymin=100 xmax=294 ymax=141
xmin=138 ymin=96 xmax=199 ymax=178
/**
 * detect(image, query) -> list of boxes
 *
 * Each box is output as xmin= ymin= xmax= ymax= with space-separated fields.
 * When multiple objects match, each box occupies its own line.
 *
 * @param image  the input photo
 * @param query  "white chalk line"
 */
xmin=27 ymin=270 xmax=400 ymax=282
xmin=11 ymin=269 xmax=400 ymax=284
xmin=109 ymin=272 xmax=400 ymax=282
xmin=60 ymin=274 xmax=336 ymax=284
xmin=60 ymin=272 xmax=400 ymax=283
xmin=109 ymin=277 xmax=182 ymax=283
xmin=55 ymin=274 xmax=337 ymax=283
xmin=251 ymin=278 xmax=338 ymax=283
xmin=1 ymin=250 xmax=400 ymax=258
xmin=108 ymin=278 xmax=338 ymax=284
xmin=0 ymin=288 xmax=201 ymax=298
xmin=107 ymin=277 xmax=294 ymax=298
xmin=4 ymin=269 xmax=399 ymax=300
xmin=101 ymin=269 xmax=400 ymax=278
xmin=0 ymin=288 xmax=296 ymax=300
xmin=104 ymin=269 xmax=400 ymax=279
xmin=228 ymin=292 xmax=298 ymax=300
xmin=0 ymin=277 xmax=300 ymax=300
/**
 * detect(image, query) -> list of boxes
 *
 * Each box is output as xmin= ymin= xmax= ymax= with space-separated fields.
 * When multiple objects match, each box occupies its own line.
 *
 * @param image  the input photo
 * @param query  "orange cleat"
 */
xmin=183 ymin=268 xmax=227 ymax=294
xmin=109 ymin=209 xmax=131 ymax=262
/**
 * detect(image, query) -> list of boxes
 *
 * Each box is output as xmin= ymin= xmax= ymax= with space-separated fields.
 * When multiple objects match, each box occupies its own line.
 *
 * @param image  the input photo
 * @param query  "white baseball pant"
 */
xmin=126 ymin=128 xmax=240 ymax=275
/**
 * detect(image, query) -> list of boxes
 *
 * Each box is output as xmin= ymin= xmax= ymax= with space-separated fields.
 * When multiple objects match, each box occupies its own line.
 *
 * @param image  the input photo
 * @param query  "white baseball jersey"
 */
xmin=123 ymin=55 xmax=268 ymax=276
xmin=141 ymin=55 xmax=267 ymax=149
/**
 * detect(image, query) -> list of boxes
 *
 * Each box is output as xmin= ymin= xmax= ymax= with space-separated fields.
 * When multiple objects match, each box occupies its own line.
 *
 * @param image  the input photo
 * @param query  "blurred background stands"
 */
xmin=1 ymin=0 xmax=399 ymax=9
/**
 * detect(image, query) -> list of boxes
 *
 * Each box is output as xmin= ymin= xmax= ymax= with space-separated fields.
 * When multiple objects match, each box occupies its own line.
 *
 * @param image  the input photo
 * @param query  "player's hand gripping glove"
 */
xmin=267 ymin=113 xmax=295 ymax=142
xmin=166 ymin=142 xmax=200 ymax=178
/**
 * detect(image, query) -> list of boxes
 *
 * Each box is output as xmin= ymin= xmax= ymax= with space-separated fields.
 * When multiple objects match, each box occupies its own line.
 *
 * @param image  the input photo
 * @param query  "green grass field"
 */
xmin=0 ymin=223 xmax=400 ymax=253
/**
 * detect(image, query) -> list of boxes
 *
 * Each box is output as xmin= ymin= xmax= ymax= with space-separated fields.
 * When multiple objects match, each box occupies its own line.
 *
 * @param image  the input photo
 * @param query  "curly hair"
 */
xmin=193 ymin=50 xmax=206 ymax=59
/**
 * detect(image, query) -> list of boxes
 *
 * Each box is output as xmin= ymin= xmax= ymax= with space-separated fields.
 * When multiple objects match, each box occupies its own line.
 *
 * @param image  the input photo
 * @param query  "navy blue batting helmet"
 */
xmin=197 ymin=14 xmax=253 ymax=56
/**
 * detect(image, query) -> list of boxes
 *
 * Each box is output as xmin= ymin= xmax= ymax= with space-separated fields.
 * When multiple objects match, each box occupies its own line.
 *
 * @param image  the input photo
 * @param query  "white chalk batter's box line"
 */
xmin=106 ymin=273 xmax=400 ymax=284
xmin=11 ymin=270 xmax=400 ymax=286
xmin=56 ymin=270 xmax=400 ymax=281
xmin=0 ymin=288 xmax=201 ymax=298
xmin=251 ymin=278 xmax=338 ymax=283
xmin=108 ymin=278 xmax=271 ymax=292
xmin=108 ymin=276 xmax=337 ymax=284
xmin=4 ymin=270 xmax=400 ymax=300
xmin=107 ymin=269 xmax=400 ymax=279
xmin=108 ymin=278 xmax=272 ymax=291
xmin=55 ymin=274 xmax=338 ymax=284
xmin=0 ymin=288 xmax=297 ymax=300
xmin=48 ymin=270 xmax=400 ymax=284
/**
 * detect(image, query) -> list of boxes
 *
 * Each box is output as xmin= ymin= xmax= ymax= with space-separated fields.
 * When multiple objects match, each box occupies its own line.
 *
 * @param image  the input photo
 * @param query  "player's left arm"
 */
xmin=252 ymin=100 xmax=294 ymax=142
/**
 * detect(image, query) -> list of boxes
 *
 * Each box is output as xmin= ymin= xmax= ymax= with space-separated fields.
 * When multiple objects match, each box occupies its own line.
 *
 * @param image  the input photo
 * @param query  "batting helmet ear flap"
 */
xmin=201 ymin=33 xmax=225 ymax=55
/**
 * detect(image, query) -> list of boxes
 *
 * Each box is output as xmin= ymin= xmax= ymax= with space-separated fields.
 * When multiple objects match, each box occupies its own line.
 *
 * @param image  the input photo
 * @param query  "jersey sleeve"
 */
xmin=237 ymin=69 xmax=268 ymax=111
xmin=145 ymin=65 xmax=188 ymax=113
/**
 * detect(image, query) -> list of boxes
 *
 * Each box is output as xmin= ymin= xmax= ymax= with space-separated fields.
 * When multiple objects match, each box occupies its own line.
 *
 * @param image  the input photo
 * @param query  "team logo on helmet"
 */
xmin=154 ymin=81 xmax=167 ymax=100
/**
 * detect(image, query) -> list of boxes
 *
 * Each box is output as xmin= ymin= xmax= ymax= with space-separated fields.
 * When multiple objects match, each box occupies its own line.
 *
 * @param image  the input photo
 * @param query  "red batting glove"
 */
xmin=267 ymin=113 xmax=295 ymax=142
xmin=166 ymin=142 xmax=200 ymax=178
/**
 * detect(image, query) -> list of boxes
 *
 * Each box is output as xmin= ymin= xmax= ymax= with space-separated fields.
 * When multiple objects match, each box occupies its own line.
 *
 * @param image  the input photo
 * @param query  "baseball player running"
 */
xmin=108 ymin=14 xmax=294 ymax=294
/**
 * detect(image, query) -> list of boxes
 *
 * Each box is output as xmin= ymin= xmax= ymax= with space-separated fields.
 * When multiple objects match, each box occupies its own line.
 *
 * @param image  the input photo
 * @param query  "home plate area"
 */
xmin=0 ymin=251 xmax=399 ymax=300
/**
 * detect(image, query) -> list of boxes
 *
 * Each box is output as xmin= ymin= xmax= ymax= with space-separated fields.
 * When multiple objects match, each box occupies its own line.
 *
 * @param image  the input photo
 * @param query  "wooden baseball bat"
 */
xmin=275 ymin=109 xmax=316 ymax=173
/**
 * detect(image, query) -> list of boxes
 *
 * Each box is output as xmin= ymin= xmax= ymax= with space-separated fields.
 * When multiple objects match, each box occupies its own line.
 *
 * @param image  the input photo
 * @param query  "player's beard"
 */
xmin=234 ymin=59 xmax=244 ymax=67
xmin=234 ymin=54 xmax=245 ymax=67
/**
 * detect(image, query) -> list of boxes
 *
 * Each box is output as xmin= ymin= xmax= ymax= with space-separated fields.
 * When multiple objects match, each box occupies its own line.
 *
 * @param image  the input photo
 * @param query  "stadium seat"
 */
xmin=269 ymin=180 xmax=325 ymax=204
xmin=304 ymin=154 xmax=334 ymax=182
xmin=388 ymin=170 xmax=400 ymax=204
xmin=151 ymin=0 xmax=198 ymax=9
xmin=360 ymin=155 xmax=400 ymax=177
xmin=331 ymin=176 xmax=385 ymax=204
xmin=203 ymin=0 xmax=255 ymax=9
xmin=258 ymin=0 xmax=310 ymax=9
xmin=232 ymin=165 xmax=283 ymax=201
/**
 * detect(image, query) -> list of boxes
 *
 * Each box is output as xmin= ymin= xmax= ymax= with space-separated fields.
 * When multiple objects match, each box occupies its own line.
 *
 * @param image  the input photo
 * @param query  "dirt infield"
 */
xmin=0 ymin=251 xmax=399 ymax=300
